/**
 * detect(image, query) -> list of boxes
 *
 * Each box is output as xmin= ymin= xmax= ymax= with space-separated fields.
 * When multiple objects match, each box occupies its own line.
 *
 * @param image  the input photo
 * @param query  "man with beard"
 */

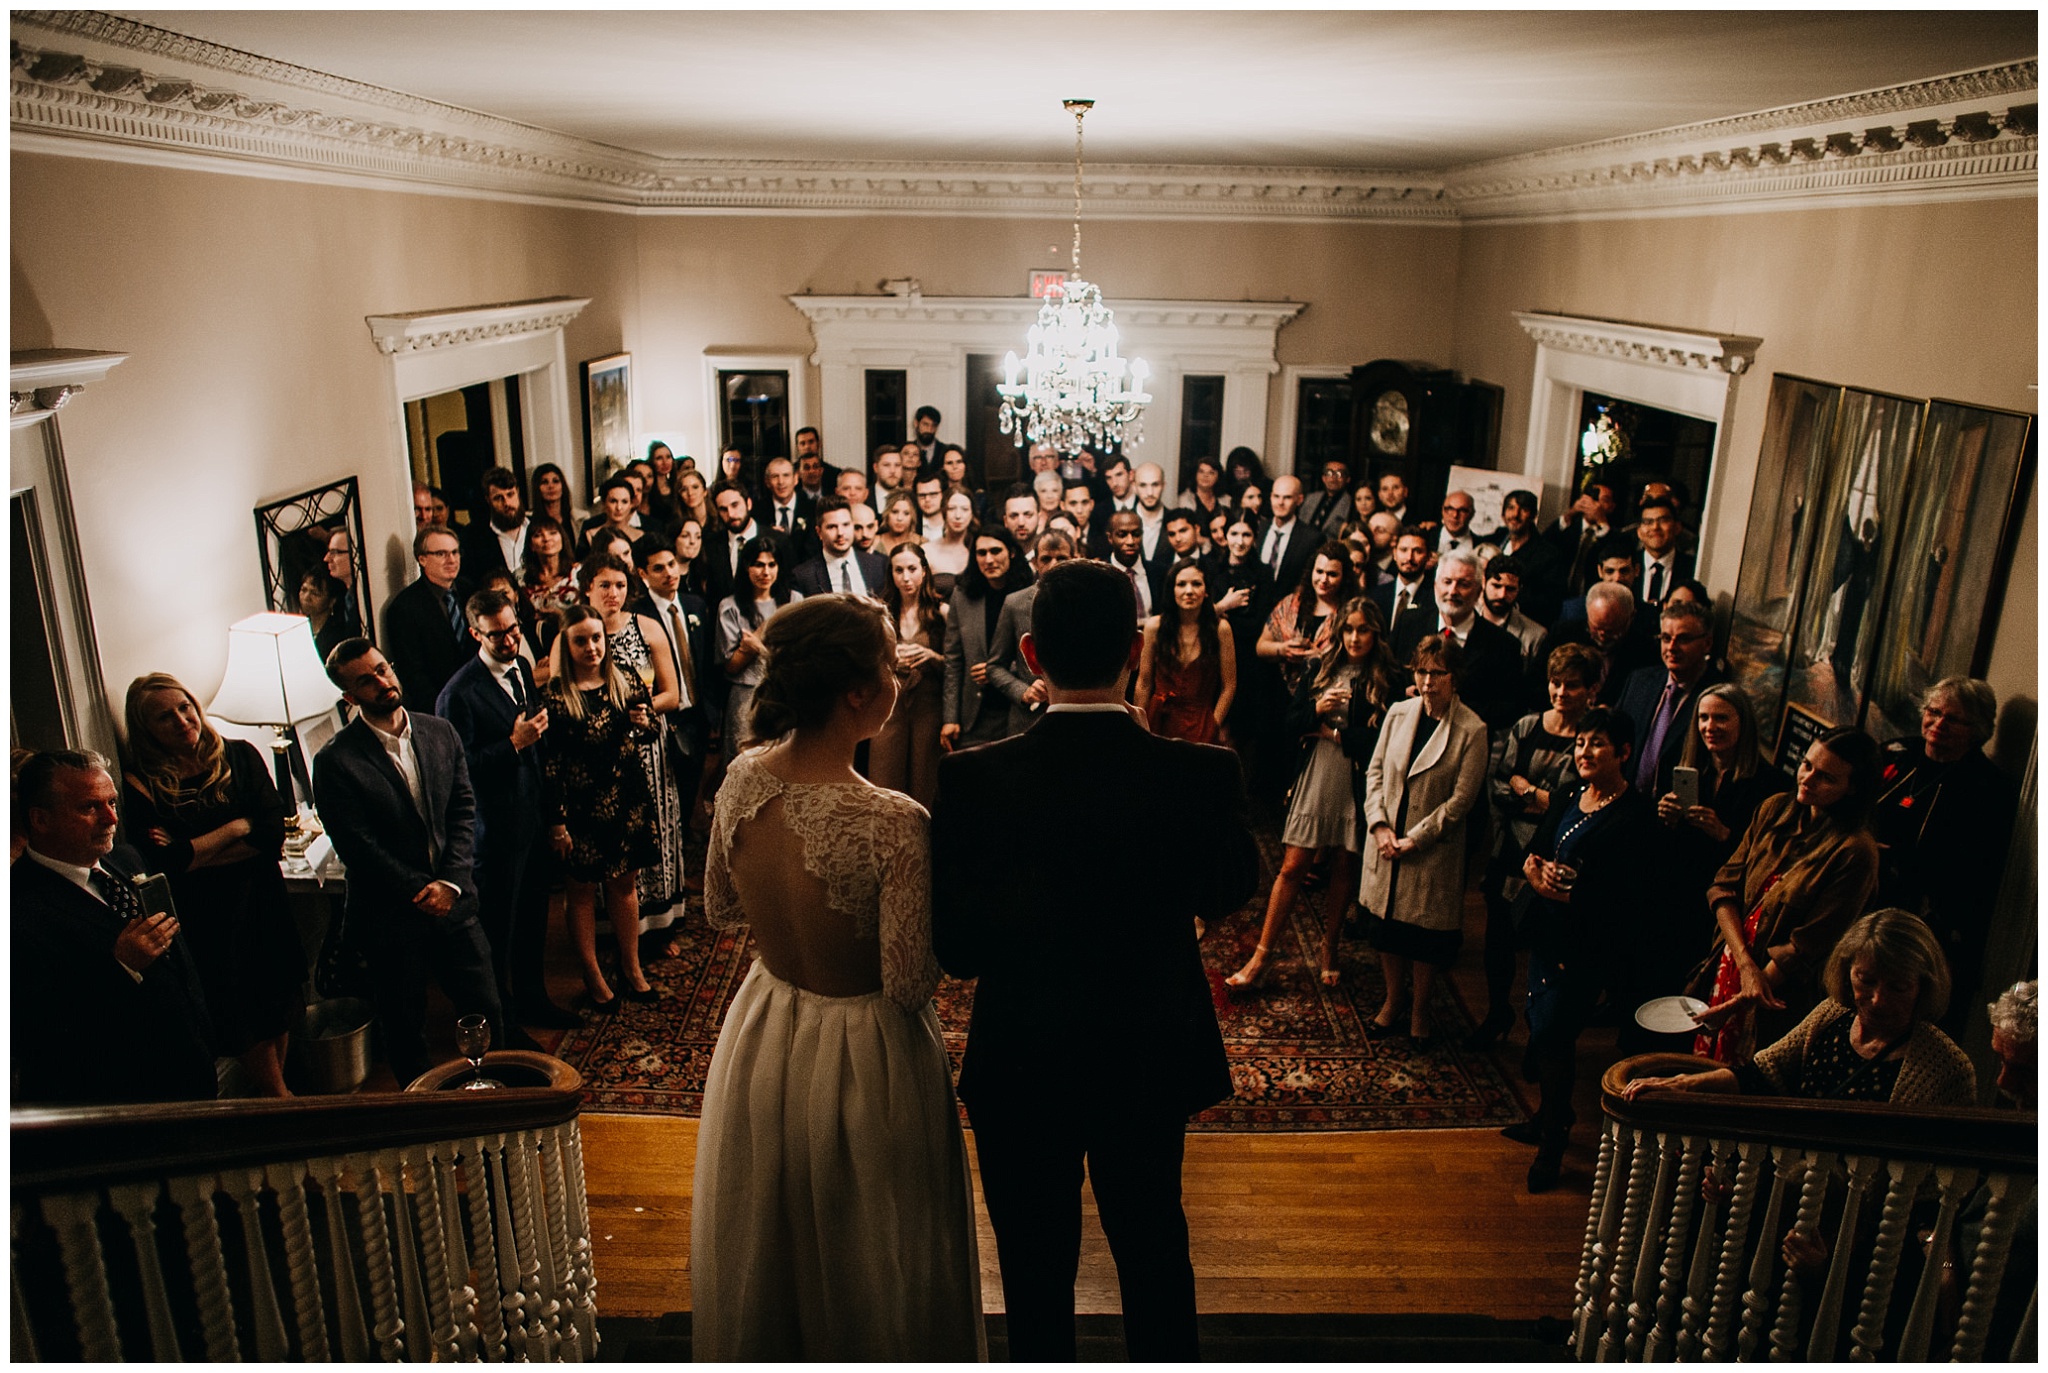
xmin=910 ymin=405 xmax=944 ymax=475
xmin=1475 ymin=553 xmax=1546 ymax=668
xmin=465 ymin=467 xmax=531 ymax=581
xmin=1485 ymin=488 xmax=1566 ymax=624
xmin=704 ymin=479 xmax=760 ymax=603
xmin=1372 ymin=527 xmax=1433 ymax=629
xmin=315 ymin=639 xmax=505 ymax=1085
xmin=1389 ymin=550 xmax=1524 ymax=729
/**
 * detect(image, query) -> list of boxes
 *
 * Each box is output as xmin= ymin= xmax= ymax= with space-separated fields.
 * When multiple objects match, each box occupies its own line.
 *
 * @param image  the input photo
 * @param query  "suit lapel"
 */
xmin=1408 ymin=705 xmax=1452 ymax=776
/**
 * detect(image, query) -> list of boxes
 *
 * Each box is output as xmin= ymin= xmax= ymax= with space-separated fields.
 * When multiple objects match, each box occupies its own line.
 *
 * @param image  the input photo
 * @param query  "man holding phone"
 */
xmin=13 ymin=750 xmax=216 ymax=1104
xmin=437 ymin=589 xmax=572 ymax=1037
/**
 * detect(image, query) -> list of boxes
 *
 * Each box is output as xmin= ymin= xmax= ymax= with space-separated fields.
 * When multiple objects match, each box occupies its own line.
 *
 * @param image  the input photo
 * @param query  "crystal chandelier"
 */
xmin=997 ymin=100 xmax=1151 ymax=457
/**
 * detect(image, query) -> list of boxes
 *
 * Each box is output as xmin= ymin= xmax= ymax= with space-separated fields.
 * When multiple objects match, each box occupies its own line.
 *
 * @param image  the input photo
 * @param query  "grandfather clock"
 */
xmin=1346 ymin=359 xmax=1501 ymax=525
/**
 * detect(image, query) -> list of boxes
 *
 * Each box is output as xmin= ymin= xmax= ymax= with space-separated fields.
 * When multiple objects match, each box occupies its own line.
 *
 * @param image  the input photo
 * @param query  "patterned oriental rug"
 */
xmin=554 ymin=829 xmax=1525 ymax=1132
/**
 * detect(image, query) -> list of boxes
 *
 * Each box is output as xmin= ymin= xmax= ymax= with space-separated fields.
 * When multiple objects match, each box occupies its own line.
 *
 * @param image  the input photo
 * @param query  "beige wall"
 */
xmin=10 ymin=146 xmax=2036 ymax=729
xmin=1451 ymin=197 xmax=2038 ymax=716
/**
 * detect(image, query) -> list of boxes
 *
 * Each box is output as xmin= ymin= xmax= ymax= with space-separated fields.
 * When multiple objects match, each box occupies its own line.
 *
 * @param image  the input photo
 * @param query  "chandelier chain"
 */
xmin=1071 ymin=104 xmax=1085 ymax=275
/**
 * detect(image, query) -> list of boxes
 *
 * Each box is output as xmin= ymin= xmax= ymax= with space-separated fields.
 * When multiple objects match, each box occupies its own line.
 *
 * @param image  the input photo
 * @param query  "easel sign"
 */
xmin=1774 ymin=701 xmax=1832 ymax=779
xmin=1446 ymin=465 xmax=1520 ymax=538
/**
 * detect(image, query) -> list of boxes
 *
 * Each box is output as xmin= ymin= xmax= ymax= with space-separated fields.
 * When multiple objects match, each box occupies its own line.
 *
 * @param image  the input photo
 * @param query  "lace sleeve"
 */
xmin=875 ymin=797 xmax=939 ymax=1011
xmin=705 ymin=751 xmax=778 ymax=930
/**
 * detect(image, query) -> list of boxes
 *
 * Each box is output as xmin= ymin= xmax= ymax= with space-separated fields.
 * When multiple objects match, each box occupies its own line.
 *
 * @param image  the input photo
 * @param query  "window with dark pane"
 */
xmin=1294 ymin=376 xmax=1354 ymax=477
xmin=864 ymin=369 xmax=907 ymax=465
xmin=718 ymin=370 xmax=791 ymax=476
xmin=1180 ymin=375 xmax=1225 ymax=471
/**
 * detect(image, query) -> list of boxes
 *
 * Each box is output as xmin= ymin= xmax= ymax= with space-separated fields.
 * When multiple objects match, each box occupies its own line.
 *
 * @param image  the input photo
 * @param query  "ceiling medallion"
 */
xmin=997 ymin=99 xmax=1152 ymax=457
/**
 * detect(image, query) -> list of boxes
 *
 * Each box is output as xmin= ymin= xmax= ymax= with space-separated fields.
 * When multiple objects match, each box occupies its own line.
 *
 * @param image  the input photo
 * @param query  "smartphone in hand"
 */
xmin=1671 ymin=765 xmax=1700 ymax=808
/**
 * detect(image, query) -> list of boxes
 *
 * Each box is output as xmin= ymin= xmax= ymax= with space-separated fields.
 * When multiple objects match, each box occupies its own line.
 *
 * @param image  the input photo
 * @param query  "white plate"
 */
xmin=1635 ymin=995 xmax=1707 ymax=1035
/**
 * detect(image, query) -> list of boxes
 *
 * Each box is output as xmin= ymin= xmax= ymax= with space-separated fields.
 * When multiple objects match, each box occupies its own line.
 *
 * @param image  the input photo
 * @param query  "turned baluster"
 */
xmin=1599 ymin=1123 xmax=1657 ymax=1360
xmin=402 ymin=1145 xmax=463 ymax=1362
xmin=345 ymin=1152 xmax=408 ymax=1361
xmin=428 ymin=1140 xmax=480 ymax=1358
xmin=1896 ymin=1164 xmax=1978 ymax=1361
xmin=13 ymin=1203 xmax=43 ymax=1361
xmin=1950 ymin=1171 xmax=2024 ymax=1361
xmin=560 ymin=1120 xmax=601 ymax=1361
xmin=1803 ymin=1153 xmax=1878 ymax=1361
xmin=1677 ymin=1136 xmax=1734 ymax=1361
xmin=1573 ymin=1118 xmax=1623 ymax=1357
xmin=1768 ymin=1150 xmax=1835 ymax=1360
xmin=106 ymin=1181 xmax=182 ymax=1361
xmin=517 ymin=1129 xmax=567 ymax=1359
xmin=500 ymin=1130 xmax=552 ymax=1359
xmin=1648 ymin=1133 xmax=1706 ymax=1361
xmin=167 ymin=1172 xmax=242 ymax=1361
xmin=539 ymin=1126 xmax=586 ymax=1362
xmin=1702 ymin=1139 xmax=1764 ymax=1359
xmin=219 ymin=1167 xmax=289 ymax=1360
xmin=375 ymin=1147 xmax=432 ymax=1363
xmin=309 ymin=1155 xmax=371 ymax=1361
xmin=1844 ymin=1156 xmax=1927 ymax=1361
xmin=1735 ymin=1144 xmax=1800 ymax=1361
xmin=264 ymin=1161 xmax=331 ymax=1361
xmin=40 ymin=1190 xmax=123 ymax=1362
xmin=460 ymin=1140 xmax=510 ymax=1361
xmin=486 ymin=1134 xmax=531 ymax=1360
xmin=1626 ymin=1130 xmax=1683 ymax=1359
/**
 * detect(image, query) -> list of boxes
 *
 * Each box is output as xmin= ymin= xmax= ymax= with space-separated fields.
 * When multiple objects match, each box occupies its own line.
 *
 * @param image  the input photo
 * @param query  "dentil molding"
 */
xmin=10 ymin=12 xmax=2038 ymax=224
xmin=788 ymin=297 xmax=1308 ymax=331
xmin=1514 ymin=313 xmax=1762 ymax=376
xmin=364 ymin=298 xmax=591 ymax=356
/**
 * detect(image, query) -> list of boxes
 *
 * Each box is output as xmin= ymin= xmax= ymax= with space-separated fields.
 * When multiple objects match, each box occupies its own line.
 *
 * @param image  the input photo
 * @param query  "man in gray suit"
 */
xmin=314 ymin=637 xmax=504 ymax=1085
xmin=983 ymin=530 xmax=1076 ymax=735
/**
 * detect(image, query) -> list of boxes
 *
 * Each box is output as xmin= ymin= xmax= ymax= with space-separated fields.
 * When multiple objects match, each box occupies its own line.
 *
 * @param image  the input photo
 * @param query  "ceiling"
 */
xmin=114 ymin=10 xmax=2037 ymax=171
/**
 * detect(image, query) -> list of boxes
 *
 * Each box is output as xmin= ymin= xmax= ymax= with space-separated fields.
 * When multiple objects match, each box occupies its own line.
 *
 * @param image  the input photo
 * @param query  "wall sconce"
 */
xmin=207 ymin=612 xmax=341 ymax=857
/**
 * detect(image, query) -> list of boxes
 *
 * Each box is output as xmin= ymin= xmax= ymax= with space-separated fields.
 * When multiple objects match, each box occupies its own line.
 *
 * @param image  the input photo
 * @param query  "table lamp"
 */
xmin=208 ymin=613 xmax=343 ymax=847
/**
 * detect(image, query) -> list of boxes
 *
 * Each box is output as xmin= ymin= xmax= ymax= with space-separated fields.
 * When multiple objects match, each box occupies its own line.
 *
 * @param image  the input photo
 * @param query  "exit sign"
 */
xmin=1028 ymin=270 xmax=1068 ymax=300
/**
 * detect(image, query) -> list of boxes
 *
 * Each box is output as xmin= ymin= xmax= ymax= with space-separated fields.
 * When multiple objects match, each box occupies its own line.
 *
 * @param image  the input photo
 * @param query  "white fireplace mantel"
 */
xmin=788 ymin=294 xmax=1305 ymax=483
xmin=1514 ymin=311 xmax=1763 ymax=585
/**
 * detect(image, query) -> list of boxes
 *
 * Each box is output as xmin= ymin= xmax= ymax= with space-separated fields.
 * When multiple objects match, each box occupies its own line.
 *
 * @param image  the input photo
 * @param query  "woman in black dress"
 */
xmin=123 ymin=673 xmax=303 ymax=1096
xmin=542 ymin=604 xmax=662 ymax=1012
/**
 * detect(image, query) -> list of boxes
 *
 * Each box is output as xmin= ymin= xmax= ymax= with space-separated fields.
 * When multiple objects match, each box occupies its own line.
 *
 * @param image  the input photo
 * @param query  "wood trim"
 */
xmin=1599 ymin=1054 xmax=2036 ymax=1171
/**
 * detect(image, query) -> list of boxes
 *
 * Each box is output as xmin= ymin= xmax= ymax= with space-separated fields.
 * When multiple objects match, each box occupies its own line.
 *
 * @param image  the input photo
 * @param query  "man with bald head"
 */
xmin=1533 ymin=580 xmax=1656 ymax=708
xmin=1258 ymin=475 xmax=1315 ymax=592
xmin=1132 ymin=462 xmax=1169 ymax=560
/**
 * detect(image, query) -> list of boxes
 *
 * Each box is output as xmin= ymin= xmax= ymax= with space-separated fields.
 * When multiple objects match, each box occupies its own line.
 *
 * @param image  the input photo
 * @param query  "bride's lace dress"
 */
xmin=690 ymin=750 xmax=985 ymax=1361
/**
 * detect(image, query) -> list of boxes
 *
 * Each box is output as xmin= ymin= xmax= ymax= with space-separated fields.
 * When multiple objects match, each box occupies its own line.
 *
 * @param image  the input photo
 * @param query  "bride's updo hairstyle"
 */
xmin=748 ymin=594 xmax=894 ymax=742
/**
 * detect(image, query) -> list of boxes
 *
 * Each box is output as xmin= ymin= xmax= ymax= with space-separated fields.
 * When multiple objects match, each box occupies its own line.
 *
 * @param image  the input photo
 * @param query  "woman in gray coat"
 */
xmin=1359 ymin=632 xmax=1489 ymax=1050
xmin=940 ymin=527 xmax=1032 ymax=752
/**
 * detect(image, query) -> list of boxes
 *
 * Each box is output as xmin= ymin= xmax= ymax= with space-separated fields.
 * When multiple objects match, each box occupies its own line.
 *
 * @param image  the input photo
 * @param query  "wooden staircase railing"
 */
xmin=11 ymin=1056 xmax=595 ymax=1362
xmin=1571 ymin=1053 xmax=2036 ymax=1363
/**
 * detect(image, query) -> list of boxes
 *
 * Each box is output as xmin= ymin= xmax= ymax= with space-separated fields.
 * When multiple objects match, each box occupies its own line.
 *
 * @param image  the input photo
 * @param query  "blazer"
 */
xmin=629 ymin=590 xmax=723 ymax=751
xmin=1106 ymin=552 xmax=1171 ymax=622
xmin=382 ymin=574 xmax=474 ymax=715
xmin=1390 ymin=609 xmax=1527 ymax=732
xmin=932 ymin=710 xmax=1259 ymax=1116
xmin=1514 ymin=785 xmax=1659 ymax=977
xmin=1359 ymin=697 xmax=1489 ymax=931
xmin=12 ymin=848 xmax=217 ymax=1105
xmin=1633 ymin=547 xmax=1697 ymax=609
xmin=312 ymin=712 xmax=481 ymax=930
xmin=1484 ymin=532 xmax=1568 ymax=625
xmin=1257 ymin=518 xmax=1318 ymax=596
xmin=1532 ymin=615 xmax=1658 ymax=709
xmin=1300 ymin=488 xmax=1354 ymax=538
xmin=435 ymin=653 xmax=544 ymax=853
xmin=1615 ymin=662 xmax=1726 ymax=795
xmin=462 ymin=519 xmax=522 ymax=585
xmin=1371 ymin=575 xmax=1431 ymax=630
xmin=982 ymin=583 xmax=1041 ymax=737
xmin=790 ymin=548 xmax=890 ymax=600
xmin=941 ymin=586 xmax=1004 ymax=732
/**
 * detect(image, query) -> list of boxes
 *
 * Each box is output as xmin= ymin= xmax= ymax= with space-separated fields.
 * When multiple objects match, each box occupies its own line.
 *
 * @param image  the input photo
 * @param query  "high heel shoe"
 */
xmin=579 ymin=990 xmax=621 ymax=1016
xmin=623 ymin=983 xmax=662 ymax=1004
xmin=1225 ymin=946 xmax=1271 ymax=991
xmin=1363 ymin=1006 xmax=1409 ymax=1040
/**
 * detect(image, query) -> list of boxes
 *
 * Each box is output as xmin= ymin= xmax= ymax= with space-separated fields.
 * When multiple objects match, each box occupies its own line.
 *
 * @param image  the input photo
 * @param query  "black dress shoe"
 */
xmin=521 ymin=1001 xmax=584 ymax=1030
xmin=623 ymin=983 xmax=663 ymax=1004
xmin=1500 ymin=1118 xmax=1545 ymax=1146
xmin=579 ymin=991 xmax=622 ymax=1016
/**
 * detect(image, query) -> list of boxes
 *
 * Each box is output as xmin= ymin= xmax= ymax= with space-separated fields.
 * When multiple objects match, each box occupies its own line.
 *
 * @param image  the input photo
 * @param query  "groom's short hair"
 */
xmin=1029 ymin=560 xmax=1136 ymax=689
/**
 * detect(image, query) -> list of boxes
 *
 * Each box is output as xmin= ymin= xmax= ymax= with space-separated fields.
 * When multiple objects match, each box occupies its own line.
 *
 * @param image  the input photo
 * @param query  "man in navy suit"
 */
xmin=1388 ymin=549 xmax=1527 ymax=732
xmin=381 ymin=523 xmax=473 ymax=714
xmin=630 ymin=545 xmax=721 ymax=838
xmin=790 ymin=498 xmax=889 ymax=599
xmin=315 ymin=638 xmax=505 ymax=1085
xmin=1103 ymin=509 xmax=1169 ymax=620
xmin=1614 ymin=597 xmax=1724 ymax=798
xmin=12 ymin=750 xmax=216 ymax=1105
xmin=933 ymin=561 xmax=1260 ymax=1362
xmin=437 ymin=589 xmax=571 ymax=1037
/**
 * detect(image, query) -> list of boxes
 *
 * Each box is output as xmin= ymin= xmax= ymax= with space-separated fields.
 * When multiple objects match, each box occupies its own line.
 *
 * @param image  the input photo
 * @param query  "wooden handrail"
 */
xmin=12 ymin=1076 xmax=581 ymax=1193
xmin=1601 ymin=1054 xmax=2035 ymax=1173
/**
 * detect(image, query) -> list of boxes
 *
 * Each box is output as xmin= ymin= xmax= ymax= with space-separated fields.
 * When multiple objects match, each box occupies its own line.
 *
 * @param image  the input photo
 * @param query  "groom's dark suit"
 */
xmin=933 ymin=708 xmax=1259 ymax=1361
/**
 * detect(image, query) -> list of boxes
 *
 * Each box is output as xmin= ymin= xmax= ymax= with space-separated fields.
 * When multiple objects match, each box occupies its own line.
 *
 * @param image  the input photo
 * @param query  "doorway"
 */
xmin=404 ymin=375 xmax=526 ymax=539
xmin=1570 ymin=391 xmax=1716 ymax=521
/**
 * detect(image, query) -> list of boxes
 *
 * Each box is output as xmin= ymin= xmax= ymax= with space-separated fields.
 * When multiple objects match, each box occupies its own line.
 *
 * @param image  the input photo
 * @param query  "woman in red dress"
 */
xmin=1135 ymin=559 xmax=1237 ymax=744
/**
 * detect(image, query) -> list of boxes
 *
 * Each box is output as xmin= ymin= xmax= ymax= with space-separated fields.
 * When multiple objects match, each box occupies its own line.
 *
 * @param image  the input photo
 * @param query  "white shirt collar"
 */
xmin=1046 ymin=702 xmax=1130 ymax=714
xmin=25 ymin=845 xmax=99 ymax=892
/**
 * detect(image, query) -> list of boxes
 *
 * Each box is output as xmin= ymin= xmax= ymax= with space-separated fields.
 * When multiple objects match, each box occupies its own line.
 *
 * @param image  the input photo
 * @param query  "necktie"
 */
xmin=91 ymin=868 xmax=145 ymax=923
xmin=1267 ymin=529 xmax=1285 ymax=574
xmin=1638 ymin=678 xmax=1679 ymax=792
xmin=507 ymin=664 xmax=527 ymax=709
xmin=1125 ymin=562 xmax=1147 ymax=615
xmin=667 ymin=602 xmax=696 ymax=709
xmin=776 ymin=505 xmax=789 ymax=531
xmin=1646 ymin=561 xmax=1666 ymax=605
xmin=1394 ymin=586 xmax=1412 ymax=619
xmin=836 ymin=560 xmax=851 ymax=593
xmin=446 ymin=589 xmax=464 ymax=635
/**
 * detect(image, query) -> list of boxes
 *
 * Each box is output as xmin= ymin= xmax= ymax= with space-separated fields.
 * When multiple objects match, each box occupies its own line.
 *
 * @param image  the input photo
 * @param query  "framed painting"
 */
xmin=1861 ymin=403 xmax=2035 ymax=745
xmin=254 ymin=477 xmax=372 ymax=645
xmin=1724 ymin=376 xmax=1842 ymax=747
xmin=582 ymin=352 xmax=634 ymax=494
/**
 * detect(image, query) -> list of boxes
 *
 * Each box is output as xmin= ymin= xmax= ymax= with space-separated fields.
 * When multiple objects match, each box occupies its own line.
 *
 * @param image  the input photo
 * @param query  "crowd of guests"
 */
xmin=10 ymin=429 xmax=2029 ymax=1221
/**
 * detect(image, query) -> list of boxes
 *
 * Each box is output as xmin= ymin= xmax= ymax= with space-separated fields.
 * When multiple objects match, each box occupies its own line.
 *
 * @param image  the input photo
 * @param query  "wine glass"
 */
xmin=455 ymin=1014 xmax=500 ymax=1090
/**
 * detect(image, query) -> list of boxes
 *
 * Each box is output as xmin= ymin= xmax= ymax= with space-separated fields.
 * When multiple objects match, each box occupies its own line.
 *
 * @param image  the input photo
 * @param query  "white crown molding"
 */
xmin=364 ymin=298 xmax=591 ymax=356
xmin=1514 ymin=312 xmax=1762 ymax=376
xmin=10 ymin=13 xmax=2037 ymax=224
xmin=787 ymin=296 xmax=1307 ymax=331
xmin=10 ymin=347 xmax=129 ymax=429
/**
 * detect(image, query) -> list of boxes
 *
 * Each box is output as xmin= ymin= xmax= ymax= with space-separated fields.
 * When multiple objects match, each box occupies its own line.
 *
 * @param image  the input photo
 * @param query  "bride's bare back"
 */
xmin=707 ymin=750 xmax=938 ymax=1009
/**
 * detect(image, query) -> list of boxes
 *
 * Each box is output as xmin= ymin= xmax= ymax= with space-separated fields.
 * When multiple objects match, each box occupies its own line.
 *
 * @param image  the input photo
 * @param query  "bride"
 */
xmin=691 ymin=594 xmax=984 ymax=1361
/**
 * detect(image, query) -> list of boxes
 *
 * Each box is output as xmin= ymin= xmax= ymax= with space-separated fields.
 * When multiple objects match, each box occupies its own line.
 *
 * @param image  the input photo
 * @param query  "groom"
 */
xmin=933 ymin=559 xmax=1259 ymax=1361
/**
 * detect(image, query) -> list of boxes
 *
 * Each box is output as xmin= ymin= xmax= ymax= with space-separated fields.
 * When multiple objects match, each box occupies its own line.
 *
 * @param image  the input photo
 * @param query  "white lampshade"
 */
xmin=208 ymin=613 xmax=342 ymax=726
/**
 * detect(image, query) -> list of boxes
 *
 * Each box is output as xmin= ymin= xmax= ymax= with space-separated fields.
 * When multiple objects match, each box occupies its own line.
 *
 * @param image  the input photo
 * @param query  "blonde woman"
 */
xmin=122 ymin=673 xmax=302 ymax=1095
xmin=876 ymin=489 xmax=924 ymax=556
xmin=541 ymin=604 xmax=660 ymax=1011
